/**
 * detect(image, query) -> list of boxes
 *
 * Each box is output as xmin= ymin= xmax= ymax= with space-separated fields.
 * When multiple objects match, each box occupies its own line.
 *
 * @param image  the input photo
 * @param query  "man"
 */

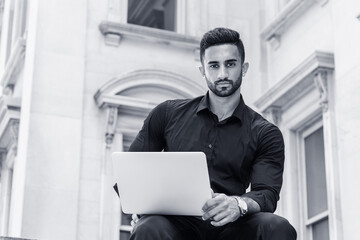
xmin=128 ymin=28 xmax=297 ymax=239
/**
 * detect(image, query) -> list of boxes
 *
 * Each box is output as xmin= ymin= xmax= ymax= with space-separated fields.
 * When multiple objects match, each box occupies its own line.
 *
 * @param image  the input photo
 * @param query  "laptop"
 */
xmin=111 ymin=152 xmax=212 ymax=216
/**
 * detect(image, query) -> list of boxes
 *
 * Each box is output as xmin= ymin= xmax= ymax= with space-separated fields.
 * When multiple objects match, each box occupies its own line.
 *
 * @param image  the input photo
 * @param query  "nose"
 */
xmin=218 ymin=65 xmax=229 ymax=80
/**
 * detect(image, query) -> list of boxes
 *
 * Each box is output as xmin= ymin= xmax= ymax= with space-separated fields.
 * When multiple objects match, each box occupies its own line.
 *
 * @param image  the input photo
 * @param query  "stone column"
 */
xmin=331 ymin=1 xmax=360 ymax=239
xmin=99 ymin=106 xmax=121 ymax=240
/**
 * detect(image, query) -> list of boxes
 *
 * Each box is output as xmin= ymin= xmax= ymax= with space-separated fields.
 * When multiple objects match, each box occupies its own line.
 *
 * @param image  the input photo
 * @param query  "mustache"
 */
xmin=215 ymin=79 xmax=233 ymax=84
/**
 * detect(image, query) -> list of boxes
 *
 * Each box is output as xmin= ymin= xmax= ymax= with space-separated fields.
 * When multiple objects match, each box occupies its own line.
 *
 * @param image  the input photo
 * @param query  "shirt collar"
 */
xmin=196 ymin=91 xmax=247 ymax=122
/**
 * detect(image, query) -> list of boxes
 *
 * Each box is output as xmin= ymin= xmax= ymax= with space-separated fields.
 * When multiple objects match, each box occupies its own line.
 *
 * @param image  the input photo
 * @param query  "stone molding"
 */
xmin=0 ymin=38 xmax=26 ymax=94
xmin=0 ymin=96 xmax=21 ymax=168
xmin=94 ymin=69 xmax=205 ymax=111
xmin=97 ymin=94 xmax=158 ymax=114
xmin=314 ymin=70 xmax=329 ymax=112
xmin=260 ymin=0 xmax=316 ymax=48
xmin=105 ymin=106 xmax=118 ymax=147
xmin=95 ymin=69 xmax=206 ymax=146
xmin=254 ymin=51 xmax=334 ymax=115
xmin=263 ymin=106 xmax=282 ymax=126
xmin=98 ymin=20 xmax=200 ymax=50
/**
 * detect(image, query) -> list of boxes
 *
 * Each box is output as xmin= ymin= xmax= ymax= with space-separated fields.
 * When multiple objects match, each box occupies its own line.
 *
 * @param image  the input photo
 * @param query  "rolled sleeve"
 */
xmin=242 ymin=124 xmax=285 ymax=212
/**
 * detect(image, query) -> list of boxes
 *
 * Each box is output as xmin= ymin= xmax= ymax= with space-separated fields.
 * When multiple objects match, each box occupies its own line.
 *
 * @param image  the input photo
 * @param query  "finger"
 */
xmin=211 ymin=216 xmax=233 ymax=227
xmin=202 ymin=196 xmax=223 ymax=212
xmin=132 ymin=214 xmax=139 ymax=222
xmin=203 ymin=201 xmax=227 ymax=220
xmin=211 ymin=209 xmax=229 ymax=222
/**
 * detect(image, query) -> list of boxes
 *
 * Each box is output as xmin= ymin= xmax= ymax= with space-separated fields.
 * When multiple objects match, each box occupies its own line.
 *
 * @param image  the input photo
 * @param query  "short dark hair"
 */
xmin=200 ymin=27 xmax=245 ymax=64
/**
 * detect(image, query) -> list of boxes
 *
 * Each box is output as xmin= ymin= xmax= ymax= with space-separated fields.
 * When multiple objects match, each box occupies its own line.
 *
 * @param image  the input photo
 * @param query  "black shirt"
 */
xmin=129 ymin=92 xmax=285 ymax=212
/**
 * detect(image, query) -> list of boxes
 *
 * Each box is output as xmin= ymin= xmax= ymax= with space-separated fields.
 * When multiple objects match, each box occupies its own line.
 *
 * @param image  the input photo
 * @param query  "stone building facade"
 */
xmin=0 ymin=0 xmax=359 ymax=240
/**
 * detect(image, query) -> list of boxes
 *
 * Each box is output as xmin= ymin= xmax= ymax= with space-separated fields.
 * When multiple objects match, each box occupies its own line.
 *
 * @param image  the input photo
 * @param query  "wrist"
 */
xmin=233 ymin=196 xmax=248 ymax=217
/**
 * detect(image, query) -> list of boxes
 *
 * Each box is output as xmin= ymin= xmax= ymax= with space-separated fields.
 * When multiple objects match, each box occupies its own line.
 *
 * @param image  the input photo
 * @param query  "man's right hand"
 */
xmin=131 ymin=214 xmax=140 ymax=230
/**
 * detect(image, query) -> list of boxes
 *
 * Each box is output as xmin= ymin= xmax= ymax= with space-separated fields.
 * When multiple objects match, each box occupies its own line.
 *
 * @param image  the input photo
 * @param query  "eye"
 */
xmin=226 ymin=62 xmax=236 ymax=67
xmin=209 ymin=64 xmax=219 ymax=69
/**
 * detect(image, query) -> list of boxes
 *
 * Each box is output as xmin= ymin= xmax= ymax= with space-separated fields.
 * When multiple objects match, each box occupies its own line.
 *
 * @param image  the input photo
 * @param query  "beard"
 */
xmin=206 ymin=76 xmax=242 ymax=97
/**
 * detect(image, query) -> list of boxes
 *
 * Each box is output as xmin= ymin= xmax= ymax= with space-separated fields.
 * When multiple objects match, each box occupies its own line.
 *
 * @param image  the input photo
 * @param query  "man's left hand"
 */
xmin=202 ymin=192 xmax=241 ymax=227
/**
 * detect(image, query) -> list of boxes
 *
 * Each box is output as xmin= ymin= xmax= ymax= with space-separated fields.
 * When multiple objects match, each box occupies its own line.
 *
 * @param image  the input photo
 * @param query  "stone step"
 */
xmin=0 ymin=237 xmax=37 ymax=240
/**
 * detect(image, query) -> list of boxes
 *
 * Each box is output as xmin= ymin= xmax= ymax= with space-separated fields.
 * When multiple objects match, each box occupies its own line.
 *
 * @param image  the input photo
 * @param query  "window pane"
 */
xmin=312 ymin=217 xmax=330 ymax=240
xmin=127 ymin=0 xmax=176 ymax=31
xmin=304 ymin=127 xmax=328 ymax=218
xmin=121 ymin=212 xmax=132 ymax=225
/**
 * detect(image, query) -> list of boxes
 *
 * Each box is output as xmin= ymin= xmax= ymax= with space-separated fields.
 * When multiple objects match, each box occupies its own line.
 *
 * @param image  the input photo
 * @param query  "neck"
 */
xmin=208 ymin=90 xmax=241 ymax=121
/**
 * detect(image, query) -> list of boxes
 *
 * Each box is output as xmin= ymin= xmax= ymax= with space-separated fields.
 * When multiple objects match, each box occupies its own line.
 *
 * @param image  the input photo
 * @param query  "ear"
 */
xmin=242 ymin=62 xmax=249 ymax=76
xmin=199 ymin=66 xmax=205 ymax=77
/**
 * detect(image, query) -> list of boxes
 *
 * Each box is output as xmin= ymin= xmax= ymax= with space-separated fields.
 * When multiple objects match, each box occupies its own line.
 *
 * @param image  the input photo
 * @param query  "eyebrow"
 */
xmin=207 ymin=59 xmax=238 ymax=64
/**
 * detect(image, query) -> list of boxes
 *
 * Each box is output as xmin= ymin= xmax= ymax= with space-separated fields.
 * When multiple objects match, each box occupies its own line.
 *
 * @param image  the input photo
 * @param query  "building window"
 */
xmin=127 ymin=0 xmax=176 ymax=31
xmin=1 ymin=0 xmax=28 ymax=64
xmin=300 ymin=124 xmax=330 ymax=240
xmin=120 ymin=213 xmax=132 ymax=239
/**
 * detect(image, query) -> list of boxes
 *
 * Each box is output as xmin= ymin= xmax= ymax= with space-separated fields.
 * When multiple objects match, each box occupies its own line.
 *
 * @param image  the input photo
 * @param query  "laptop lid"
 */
xmin=112 ymin=152 xmax=212 ymax=216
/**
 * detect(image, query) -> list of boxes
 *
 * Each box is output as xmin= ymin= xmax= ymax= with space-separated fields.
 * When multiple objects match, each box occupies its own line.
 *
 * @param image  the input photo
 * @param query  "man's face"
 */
xmin=201 ymin=44 xmax=244 ymax=97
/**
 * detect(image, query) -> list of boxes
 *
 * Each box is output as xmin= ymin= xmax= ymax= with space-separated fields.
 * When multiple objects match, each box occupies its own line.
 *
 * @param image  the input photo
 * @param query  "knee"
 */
xmin=255 ymin=213 xmax=297 ymax=239
xmin=130 ymin=215 xmax=171 ymax=240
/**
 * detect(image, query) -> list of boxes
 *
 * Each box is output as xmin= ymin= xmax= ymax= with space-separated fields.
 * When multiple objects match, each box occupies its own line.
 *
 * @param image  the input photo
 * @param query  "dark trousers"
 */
xmin=130 ymin=213 xmax=297 ymax=240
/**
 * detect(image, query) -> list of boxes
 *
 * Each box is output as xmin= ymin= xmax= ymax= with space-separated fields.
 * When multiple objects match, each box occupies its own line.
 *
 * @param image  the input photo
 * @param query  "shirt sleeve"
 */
xmin=129 ymin=101 xmax=168 ymax=152
xmin=242 ymin=123 xmax=285 ymax=212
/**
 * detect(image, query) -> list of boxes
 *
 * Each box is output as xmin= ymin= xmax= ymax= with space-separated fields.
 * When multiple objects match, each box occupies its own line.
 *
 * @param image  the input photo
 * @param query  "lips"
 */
xmin=216 ymin=80 xmax=232 ymax=85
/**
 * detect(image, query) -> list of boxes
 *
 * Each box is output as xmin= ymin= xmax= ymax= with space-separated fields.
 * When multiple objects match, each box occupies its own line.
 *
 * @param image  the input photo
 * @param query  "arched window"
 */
xmin=94 ymin=69 xmax=206 ymax=239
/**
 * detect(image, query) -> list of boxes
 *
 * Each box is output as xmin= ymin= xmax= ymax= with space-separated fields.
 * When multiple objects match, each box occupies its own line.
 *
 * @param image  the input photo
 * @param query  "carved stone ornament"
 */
xmin=314 ymin=70 xmax=329 ymax=112
xmin=105 ymin=106 xmax=118 ymax=146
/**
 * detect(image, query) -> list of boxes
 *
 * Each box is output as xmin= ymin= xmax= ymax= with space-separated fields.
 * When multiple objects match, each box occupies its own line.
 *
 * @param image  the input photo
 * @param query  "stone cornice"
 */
xmin=1 ymin=38 xmax=26 ymax=91
xmin=260 ymin=0 xmax=316 ymax=46
xmin=96 ymin=94 xmax=158 ymax=113
xmin=94 ymin=69 xmax=205 ymax=113
xmin=254 ymin=51 xmax=334 ymax=112
xmin=98 ymin=21 xmax=200 ymax=49
xmin=94 ymin=69 xmax=204 ymax=102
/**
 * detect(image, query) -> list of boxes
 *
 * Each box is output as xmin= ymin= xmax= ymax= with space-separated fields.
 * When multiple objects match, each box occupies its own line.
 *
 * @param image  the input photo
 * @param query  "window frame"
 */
xmin=297 ymin=120 xmax=330 ymax=240
xmin=123 ymin=0 xmax=185 ymax=34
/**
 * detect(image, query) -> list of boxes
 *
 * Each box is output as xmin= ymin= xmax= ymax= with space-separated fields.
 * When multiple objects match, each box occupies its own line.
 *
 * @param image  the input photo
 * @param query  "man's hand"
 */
xmin=131 ymin=214 xmax=139 ymax=233
xmin=202 ymin=191 xmax=240 ymax=227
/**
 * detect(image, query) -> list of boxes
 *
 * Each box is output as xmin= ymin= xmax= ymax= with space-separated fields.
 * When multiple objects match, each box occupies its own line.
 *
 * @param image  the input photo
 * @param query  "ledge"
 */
xmin=254 ymin=51 xmax=334 ymax=112
xmin=260 ymin=0 xmax=316 ymax=44
xmin=99 ymin=21 xmax=200 ymax=49
xmin=96 ymin=94 xmax=158 ymax=112
xmin=0 ymin=237 xmax=37 ymax=240
xmin=0 ymin=38 xmax=26 ymax=90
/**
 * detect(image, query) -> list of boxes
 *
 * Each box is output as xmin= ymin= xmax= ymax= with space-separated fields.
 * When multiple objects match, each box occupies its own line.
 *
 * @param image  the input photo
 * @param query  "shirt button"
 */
xmin=208 ymin=144 xmax=212 ymax=149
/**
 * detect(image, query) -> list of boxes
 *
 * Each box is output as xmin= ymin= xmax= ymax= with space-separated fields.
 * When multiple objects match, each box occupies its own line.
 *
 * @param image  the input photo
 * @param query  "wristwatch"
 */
xmin=234 ymin=196 xmax=248 ymax=216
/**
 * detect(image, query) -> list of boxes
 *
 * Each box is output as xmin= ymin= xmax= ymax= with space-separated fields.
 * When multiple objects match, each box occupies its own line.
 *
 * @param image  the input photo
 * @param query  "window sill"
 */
xmin=98 ymin=21 xmax=200 ymax=50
